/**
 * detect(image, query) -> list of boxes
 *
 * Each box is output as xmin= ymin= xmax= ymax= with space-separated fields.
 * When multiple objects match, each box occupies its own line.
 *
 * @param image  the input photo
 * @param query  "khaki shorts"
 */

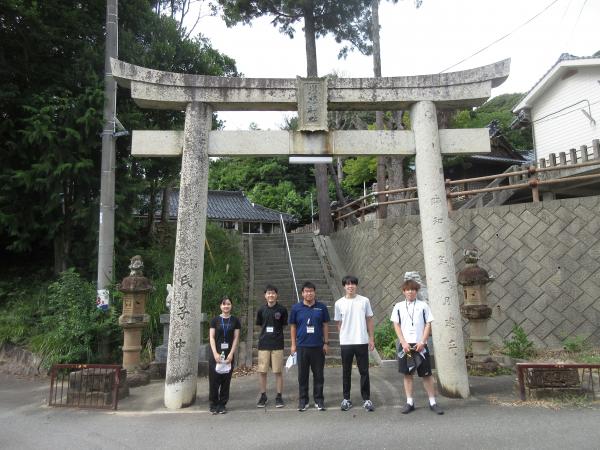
xmin=257 ymin=349 xmax=284 ymax=373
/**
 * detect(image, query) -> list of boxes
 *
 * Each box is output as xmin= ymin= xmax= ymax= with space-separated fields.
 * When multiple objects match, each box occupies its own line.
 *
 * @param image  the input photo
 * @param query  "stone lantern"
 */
xmin=457 ymin=249 xmax=497 ymax=369
xmin=118 ymin=255 xmax=152 ymax=371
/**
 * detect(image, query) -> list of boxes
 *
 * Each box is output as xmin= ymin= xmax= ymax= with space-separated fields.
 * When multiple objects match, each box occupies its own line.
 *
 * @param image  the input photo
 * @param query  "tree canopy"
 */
xmin=0 ymin=0 xmax=238 ymax=276
xmin=217 ymin=0 xmax=373 ymax=57
xmin=450 ymin=93 xmax=533 ymax=151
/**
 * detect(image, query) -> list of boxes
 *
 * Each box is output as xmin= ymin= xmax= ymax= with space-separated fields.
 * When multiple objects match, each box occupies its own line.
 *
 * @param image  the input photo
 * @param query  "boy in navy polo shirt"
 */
xmin=289 ymin=281 xmax=330 ymax=412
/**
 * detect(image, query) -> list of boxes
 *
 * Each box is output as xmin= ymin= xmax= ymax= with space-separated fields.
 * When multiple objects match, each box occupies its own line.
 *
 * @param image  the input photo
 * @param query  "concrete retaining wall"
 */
xmin=330 ymin=196 xmax=600 ymax=348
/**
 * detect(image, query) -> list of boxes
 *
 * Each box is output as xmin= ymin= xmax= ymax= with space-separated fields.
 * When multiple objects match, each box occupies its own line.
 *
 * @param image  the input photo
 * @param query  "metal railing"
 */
xmin=332 ymin=144 xmax=600 ymax=224
xmin=280 ymin=214 xmax=300 ymax=303
xmin=516 ymin=363 xmax=600 ymax=401
xmin=49 ymin=364 xmax=122 ymax=410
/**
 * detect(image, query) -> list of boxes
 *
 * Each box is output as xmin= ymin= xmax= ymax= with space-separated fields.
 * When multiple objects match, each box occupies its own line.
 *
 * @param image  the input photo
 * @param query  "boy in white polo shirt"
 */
xmin=391 ymin=279 xmax=443 ymax=415
xmin=334 ymin=275 xmax=375 ymax=412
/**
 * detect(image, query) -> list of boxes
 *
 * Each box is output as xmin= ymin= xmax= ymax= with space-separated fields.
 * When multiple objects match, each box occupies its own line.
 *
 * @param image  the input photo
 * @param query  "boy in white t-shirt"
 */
xmin=390 ymin=279 xmax=444 ymax=415
xmin=334 ymin=275 xmax=375 ymax=412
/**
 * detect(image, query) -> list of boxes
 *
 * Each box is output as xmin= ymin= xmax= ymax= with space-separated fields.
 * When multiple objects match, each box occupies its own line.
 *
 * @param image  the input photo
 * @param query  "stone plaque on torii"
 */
xmin=111 ymin=58 xmax=510 ymax=409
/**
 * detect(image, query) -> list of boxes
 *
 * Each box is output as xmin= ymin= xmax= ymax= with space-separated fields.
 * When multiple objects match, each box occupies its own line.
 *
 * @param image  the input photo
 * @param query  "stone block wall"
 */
xmin=330 ymin=196 xmax=600 ymax=348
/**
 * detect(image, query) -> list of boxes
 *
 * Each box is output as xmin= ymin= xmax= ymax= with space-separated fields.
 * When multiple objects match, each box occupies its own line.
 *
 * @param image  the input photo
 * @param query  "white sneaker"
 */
xmin=363 ymin=400 xmax=375 ymax=412
xmin=341 ymin=399 xmax=353 ymax=411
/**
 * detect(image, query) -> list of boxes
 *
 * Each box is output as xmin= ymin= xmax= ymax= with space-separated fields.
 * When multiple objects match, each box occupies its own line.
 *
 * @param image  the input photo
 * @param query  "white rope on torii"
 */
xmin=111 ymin=58 xmax=510 ymax=409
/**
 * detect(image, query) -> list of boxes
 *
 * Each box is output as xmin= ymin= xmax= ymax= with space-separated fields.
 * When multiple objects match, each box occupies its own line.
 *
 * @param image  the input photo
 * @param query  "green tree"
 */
xmin=450 ymin=93 xmax=533 ymax=151
xmin=208 ymin=157 xmax=314 ymax=223
xmin=216 ymin=0 xmax=373 ymax=235
xmin=0 ymin=1 xmax=237 ymax=276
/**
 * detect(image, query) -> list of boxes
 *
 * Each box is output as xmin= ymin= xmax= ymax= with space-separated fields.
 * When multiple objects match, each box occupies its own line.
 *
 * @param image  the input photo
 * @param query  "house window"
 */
xmin=249 ymin=222 xmax=261 ymax=234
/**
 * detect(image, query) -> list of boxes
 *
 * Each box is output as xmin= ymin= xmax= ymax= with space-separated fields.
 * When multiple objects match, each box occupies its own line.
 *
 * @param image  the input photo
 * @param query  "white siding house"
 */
xmin=513 ymin=54 xmax=600 ymax=163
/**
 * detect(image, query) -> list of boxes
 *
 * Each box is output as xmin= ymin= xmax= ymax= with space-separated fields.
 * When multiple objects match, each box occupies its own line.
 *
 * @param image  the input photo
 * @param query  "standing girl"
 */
xmin=208 ymin=296 xmax=241 ymax=414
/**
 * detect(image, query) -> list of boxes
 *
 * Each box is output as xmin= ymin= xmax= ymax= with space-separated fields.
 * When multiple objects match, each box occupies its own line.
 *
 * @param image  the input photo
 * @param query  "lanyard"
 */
xmin=304 ymin=304 xmax=316 ymax=326
xmin=406 ymin=301 xmax=416 ymax=326
xmin=221 ymin=316 xmax=231 ymax=339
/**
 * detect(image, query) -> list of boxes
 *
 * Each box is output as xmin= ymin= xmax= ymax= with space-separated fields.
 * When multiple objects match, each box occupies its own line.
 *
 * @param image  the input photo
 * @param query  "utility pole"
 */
xmin=96 ymin=0 xmax=118 ymax=309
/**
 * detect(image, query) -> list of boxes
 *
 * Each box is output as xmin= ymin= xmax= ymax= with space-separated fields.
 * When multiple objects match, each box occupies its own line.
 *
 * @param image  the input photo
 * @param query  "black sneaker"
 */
xmin=429 ymin=403 xmax=444 ymax=415
xmin=298 ymin=400 xmax=308 ymax=411
xmin=401 ymin=403 xmax=415 ymax=414
xmin=209 ymin=405 xmax=218 ymax=415
xmin=218 ymin=405 xmax=227 ymax=414
xmin=315 ymin=402 xmax=326 ymax=411
xmin=275 ymin=395 xmax=284 ymax=408
xmin=340 ymin=399 xmax=352 ymax=411
xmin=257 ymin=393 xmax=267 ymax=408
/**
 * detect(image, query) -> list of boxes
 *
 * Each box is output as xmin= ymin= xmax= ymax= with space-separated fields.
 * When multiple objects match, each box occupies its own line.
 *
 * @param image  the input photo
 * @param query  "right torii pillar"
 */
xmin=412 ymin=101 xmax=469 ymax=398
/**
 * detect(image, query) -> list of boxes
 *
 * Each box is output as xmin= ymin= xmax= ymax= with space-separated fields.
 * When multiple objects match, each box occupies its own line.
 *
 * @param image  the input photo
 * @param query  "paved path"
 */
xmin=1 ymin=365 xmax=599 ymax=449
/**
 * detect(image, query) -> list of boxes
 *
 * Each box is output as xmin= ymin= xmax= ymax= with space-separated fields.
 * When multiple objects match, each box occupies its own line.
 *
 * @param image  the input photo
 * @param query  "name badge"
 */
xmin=221 ymin=342 xmax=229 ymax=350
xmin=306 ymin=326 xmax=315 ymax=334
xmin=266 ymin=326 xmax=274 ymax=333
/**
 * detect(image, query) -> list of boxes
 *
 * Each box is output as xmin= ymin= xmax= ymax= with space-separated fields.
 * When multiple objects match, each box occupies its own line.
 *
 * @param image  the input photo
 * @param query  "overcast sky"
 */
xmin=184 ymin=0 xmax=598 ymax=130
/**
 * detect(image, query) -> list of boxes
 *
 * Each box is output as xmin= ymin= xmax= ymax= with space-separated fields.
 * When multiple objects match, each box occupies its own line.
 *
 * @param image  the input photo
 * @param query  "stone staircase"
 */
xmin=249 ymin=233 xmax=340 ymax=362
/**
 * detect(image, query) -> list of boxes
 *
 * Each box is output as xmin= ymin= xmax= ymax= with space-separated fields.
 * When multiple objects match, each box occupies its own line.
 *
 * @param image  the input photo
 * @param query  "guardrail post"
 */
xmin=559 ymin=151 xmax=567 ymax=165
xmin=569 ymin=148 xmax=577 ymax=164
xmin=581 ymin=145 xmax=589 ymax=162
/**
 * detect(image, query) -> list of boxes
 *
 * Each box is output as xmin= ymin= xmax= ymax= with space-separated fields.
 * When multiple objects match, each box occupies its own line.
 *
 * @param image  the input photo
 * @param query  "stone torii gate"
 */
xmin=111 ymin=58 xmax=510 ymax=409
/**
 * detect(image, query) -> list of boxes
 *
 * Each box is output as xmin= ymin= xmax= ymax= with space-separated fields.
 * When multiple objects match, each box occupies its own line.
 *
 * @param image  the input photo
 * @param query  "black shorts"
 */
xmin=398 ymin=344 xmax=432 ymax=377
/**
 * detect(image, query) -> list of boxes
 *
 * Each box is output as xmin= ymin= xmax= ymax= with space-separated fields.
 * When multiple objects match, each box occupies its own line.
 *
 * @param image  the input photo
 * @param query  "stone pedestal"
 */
xmin=152 ymin=313 xmax=209 ymax=377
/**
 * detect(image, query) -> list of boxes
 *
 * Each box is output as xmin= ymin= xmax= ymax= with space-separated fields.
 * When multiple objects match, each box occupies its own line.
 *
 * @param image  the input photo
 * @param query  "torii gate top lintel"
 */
xmin=110 ymin=57 xmax=510 ymax=112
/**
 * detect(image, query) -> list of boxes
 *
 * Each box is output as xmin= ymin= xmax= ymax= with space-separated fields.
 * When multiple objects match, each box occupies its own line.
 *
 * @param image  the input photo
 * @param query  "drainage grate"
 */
xmin=48 ymin=364 xmax=122 ymax=410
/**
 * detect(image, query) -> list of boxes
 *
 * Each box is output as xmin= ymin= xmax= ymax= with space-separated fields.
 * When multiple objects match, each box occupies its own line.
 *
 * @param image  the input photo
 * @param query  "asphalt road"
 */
xmin=1 ymin=366 xmax=599 ymax=450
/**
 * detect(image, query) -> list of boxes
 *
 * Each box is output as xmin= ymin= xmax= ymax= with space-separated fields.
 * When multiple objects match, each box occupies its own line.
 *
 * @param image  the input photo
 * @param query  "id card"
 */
xmin=221 ymin=342 xmax=229 ymax=350
xmin=266 ymin=326 xmax=274 ymax=333
xmin=306 ymin=326 xmax=315 ymax=334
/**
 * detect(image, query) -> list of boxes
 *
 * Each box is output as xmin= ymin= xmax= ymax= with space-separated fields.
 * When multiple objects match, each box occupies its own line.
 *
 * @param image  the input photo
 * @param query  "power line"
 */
xmin=440 ymin=0 xmax=562 ymax=73
xmin=564 ymin=0 xmax=588 ymax=50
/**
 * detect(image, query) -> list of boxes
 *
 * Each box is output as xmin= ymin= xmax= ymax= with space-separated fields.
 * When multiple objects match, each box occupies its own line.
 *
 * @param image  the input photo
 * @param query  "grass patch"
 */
xmin=468 ymin=366 xmax=512 ymax=377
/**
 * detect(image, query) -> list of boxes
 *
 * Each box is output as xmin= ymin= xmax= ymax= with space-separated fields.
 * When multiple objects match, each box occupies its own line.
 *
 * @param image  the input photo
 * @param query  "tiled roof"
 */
xmin=166 ymin=190 xmax=296 ymax=223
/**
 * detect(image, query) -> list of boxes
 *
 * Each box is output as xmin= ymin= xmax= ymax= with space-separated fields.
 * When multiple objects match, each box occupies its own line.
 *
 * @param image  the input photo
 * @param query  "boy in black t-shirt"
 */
xmin=255 ymin=284 xmax=288 ymax=408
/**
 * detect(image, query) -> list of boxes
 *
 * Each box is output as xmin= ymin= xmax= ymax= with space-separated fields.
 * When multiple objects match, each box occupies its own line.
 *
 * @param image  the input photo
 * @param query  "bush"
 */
xmin=503 ymin=324 xmax=535 ymax=359
xmin=563 ymin=336 xmax=589 ymax=353
xmin=375 ymin=320 xmax=397 ymax=360
xmin=0 ymin=283 xmax=47 ymax=345
xmin=119 ymin=222 xmax=244 ymax=349
xmin=28 ymin=269 xmax=120 ymax=368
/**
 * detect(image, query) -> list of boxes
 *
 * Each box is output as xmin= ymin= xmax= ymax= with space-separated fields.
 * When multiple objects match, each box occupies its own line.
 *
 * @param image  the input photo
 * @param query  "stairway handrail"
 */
xmin=458 ymin=164 xmax=520 ymax=210
xmin=280 ymin=214 xmax=300 ymax=303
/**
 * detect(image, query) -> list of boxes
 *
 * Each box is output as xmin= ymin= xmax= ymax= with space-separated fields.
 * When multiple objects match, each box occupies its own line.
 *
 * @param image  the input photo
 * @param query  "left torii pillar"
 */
xmin=164 ymin=102 xmax=212 ymax=409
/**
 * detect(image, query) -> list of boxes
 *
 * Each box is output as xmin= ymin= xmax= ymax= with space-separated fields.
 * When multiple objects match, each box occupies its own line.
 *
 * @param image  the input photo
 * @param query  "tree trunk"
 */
xmin=160 ymin=187 xmax=171 ymax=223
xmin=303 ymin=4 xmax=333 ymax=235
xmin=372 ymin=0 xmax=387 ymax=219
xmin=303 ymin=3 xmax=318 ymax=78
xmin=146 ymin=186 xmax=156 ymax=235
xmin=386 ymin=155 xmax=407 ymax=217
